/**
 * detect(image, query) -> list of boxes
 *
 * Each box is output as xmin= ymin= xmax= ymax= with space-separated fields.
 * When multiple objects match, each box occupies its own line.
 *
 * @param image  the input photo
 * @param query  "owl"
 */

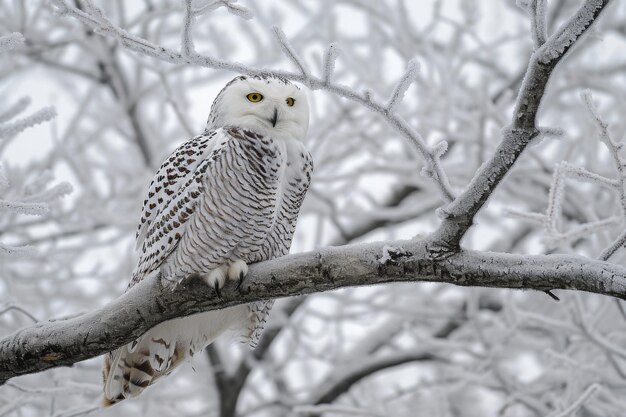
xmin=102 ymin=74 xmax=313 ymax=406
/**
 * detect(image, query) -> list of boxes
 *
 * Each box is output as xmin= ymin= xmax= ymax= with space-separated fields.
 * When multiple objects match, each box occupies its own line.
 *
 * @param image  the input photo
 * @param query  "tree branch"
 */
xmin=307 ymin=296 xmax=503 ymax=408
xmin=311 ymin=351 xmax=444 ymax=407
xmin=432 ymin=0 xmax=611 ymax=253
xmin=2 ymin=237 xmax=626 ymax=384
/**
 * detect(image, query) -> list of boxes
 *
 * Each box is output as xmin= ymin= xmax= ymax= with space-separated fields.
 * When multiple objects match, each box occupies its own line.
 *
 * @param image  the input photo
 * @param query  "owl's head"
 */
xmin=206 ymin=74 xmax=309 ymax=141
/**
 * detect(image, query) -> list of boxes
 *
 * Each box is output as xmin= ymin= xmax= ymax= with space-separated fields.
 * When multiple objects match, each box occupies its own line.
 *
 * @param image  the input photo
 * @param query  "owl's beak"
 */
xmin=270 ymin=107 xmax=278 ymax=127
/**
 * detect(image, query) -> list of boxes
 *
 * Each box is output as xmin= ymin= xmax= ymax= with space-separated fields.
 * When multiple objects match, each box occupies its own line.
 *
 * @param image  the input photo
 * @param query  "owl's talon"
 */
xmin=227 ymin=259 xmax=248 ymax=284
xmin=236 ymin=271 xmax=245 ymax=290
xmin=203 ymin=265 xmax=228 ymax=297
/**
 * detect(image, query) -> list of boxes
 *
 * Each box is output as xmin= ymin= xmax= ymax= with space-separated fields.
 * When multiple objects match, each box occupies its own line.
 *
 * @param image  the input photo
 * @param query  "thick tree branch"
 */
xmin=2 ymin=237 xmax=626 ymax=384
xmin=433 ymin=0 xmax=611 ymax=252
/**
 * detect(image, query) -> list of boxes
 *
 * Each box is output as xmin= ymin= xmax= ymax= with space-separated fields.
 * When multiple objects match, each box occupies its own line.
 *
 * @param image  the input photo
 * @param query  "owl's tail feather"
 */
xmin=101 ymin=337 xmax=185 ymax=407
xmin=101 ymin=307 xmax=251 ymax=406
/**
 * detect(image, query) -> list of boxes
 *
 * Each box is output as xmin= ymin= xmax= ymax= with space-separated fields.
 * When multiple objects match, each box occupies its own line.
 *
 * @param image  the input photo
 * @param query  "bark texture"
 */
xmin=2 ymin=238 xmax=626 ymax=383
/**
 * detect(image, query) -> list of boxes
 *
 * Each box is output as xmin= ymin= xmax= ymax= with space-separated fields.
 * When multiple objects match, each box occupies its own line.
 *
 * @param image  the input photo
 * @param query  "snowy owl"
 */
xmin=102 ymin=74 xmax=313 ymax=405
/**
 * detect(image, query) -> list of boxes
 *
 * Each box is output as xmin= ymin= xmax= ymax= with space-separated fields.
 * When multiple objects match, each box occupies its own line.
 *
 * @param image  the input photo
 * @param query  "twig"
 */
xmin=599 ymin=229 xmax=626 ymax=261
xmin=0 ymin=107 xmax=56 ymax=140
xmin=180 ymin=0 xmax=195 ymax=58
xmin=548 ymin=383 xmax=601 ymax=417
xmin=385 ymin=59 xmax=419 ymax=112
xmin=272 ymin=26 xmax=311 ymax=82
xmin=322 ymin=43 xmax=339 ymax=84
xmin=518 ymin=0 xmax=548 ymax=47
xmin=581 ymin=90 xmax=626 ymax=217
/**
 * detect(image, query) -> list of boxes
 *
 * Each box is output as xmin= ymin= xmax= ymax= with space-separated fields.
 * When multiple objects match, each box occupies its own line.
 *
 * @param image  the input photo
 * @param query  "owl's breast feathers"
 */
xmin=130 ymin=126 xmax=313 ymax=287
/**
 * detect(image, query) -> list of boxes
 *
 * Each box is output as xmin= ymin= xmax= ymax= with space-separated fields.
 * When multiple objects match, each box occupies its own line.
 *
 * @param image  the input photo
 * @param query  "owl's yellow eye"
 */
xmin=246 ymin=93 xmax=264 ymax=102
xmin=286 ymin=97 xmax=295 ymax=107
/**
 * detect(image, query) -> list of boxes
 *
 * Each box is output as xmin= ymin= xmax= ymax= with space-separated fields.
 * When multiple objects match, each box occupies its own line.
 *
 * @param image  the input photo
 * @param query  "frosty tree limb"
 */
xmin=0 ymin=107 xmax=56 ymax=140
xmin=2 ymin=238 xmax=626 ymax=383
xmin=581 ymin=90 xmax=626 ymax=218
xmin=432 ymin=0 xmax=611 ymax=253
xmin=532 ymin=0 xmax=548 ymax=47
xmin=385 ymin=59 xmax=419 ymax=112
xmin=322 ymin=43 xmax=339 ymax=84
xmin=309 ymin=350 xmax=443 ymax=407
xmin=180 ymin=0 xmax=196 ymax=59
xmin=504 ymin=87 xmax=626 ymax=252
xmin=272 ymin=27 xmax=312 ymax=83
xmin=304 ymin=296 xmax=496 ymax=409
xmin=518 ymin=0 xmax=548 ymax=47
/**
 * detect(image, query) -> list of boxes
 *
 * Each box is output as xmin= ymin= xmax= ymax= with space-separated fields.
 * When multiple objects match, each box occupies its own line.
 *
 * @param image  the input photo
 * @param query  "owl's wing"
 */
xmin=135 ymin=132 xmax=221 ymax=251
xmin=130 ymin=130 xmax=230 ymax=286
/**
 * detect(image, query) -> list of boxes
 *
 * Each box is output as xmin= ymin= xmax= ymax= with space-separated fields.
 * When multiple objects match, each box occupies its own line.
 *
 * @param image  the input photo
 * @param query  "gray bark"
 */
xmin=2 ymin=237 xmax=626 ymax=384
xmin=432 ymin=0 xmax=611 ymax=251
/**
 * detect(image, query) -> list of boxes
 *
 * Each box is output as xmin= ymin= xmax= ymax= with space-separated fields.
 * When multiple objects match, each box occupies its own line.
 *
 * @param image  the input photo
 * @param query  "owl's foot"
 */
xmin=202 ymin=260 xmax=248 ymax=297
xmin=228 ymin=259 xmax=248 ymax=289
xmin=203 ymin=265 xmax=228 ymax=298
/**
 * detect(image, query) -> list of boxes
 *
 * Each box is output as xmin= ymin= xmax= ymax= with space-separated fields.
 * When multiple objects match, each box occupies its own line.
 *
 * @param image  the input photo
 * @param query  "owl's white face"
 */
xmin=207 ymin=75 xmax=309 ymax=141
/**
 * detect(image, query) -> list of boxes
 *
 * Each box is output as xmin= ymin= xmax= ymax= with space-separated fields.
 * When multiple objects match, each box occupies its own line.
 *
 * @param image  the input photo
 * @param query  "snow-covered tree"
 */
xmin=1 ymin=1 xmax=626 ymax=416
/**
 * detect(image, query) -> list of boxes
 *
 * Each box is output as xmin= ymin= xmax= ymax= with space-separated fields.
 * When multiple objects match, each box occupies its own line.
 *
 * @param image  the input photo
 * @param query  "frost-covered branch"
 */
xmin=433 ymin=0 xmax=611 ymax=252
xmin=194 ymin=0 xmax=253 ymax=20
xmin=549 ymin=383 xmax=601 ymax=417
xmin=507 ymin=90 xmax=626 ymax=253
xmin=385 ymin=59 xmax=419 ymax=112
xmin=272 ymin=27 xmax=312 ymax=83
xmin=2 ymin=237 xmax=626 ymax=383
xmin=322 ymin=43 xmax=339 ymax=84
xmin=0 ymin=43 xmax=72 ymax=261
xmin=0 ymin=107 xmax=56 ymax=140
xmin=518 ymin=0 xmax=548 ymax=48
xmin=600 ymin=229 xmax=626 ymax=261
xmin=309 ymin=352 xmax=442 ymax=407
xmin=581 ymin=90 xmax=626 ymax=217
xmin=180 ymin=0 xmax=196 ymax=59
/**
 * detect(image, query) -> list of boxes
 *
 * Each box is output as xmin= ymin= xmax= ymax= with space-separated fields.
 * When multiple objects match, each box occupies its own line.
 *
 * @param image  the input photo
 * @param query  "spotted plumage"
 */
xmin=102 ymin=74 xmax=312 ymax=406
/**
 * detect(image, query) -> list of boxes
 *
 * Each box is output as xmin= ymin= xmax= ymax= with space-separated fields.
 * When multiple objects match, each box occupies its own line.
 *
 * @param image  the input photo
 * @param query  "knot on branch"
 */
xmin=502 ymin=126 xmax=540 ymax=147
xmin=377 ymin=245 xmax=413 ymax=277
xmin=425 ymin=239 xmax=459 ymax=261
xmin=378 ymin=245 xmax=411 ymax=265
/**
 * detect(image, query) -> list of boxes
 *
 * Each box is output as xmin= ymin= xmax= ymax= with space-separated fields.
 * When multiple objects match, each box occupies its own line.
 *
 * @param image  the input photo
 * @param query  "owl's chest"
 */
xmin=222 ymin=136 xmax=310 ymax=259
xmin=195 ymin=136 xmax=278 ymax=234
xmin=239 ymin=138 xmax=295 ymax=224
xmin=254 ymin=139 xmax=313 ymax=259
